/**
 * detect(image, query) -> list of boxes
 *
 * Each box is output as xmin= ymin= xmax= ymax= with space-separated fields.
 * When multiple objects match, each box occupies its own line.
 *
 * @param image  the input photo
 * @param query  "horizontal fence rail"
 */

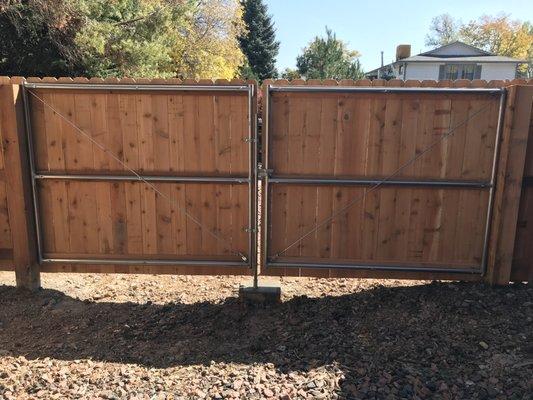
xmin=268 ymin=177 xmax=492 ymax=188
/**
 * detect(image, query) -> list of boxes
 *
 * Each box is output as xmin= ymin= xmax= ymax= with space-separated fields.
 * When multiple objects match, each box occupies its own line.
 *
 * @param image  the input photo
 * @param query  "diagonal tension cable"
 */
xmin=271 ymin=100 xmax=495 ymax=260
xmin=28 ymin=89 xmax=248 ymax=262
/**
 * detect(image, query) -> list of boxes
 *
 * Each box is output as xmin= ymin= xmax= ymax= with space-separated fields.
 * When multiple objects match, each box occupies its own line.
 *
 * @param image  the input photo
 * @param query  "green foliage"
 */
xmin=238 ymin=0 xmax=279 ymax=81
xmin=0 ymin=0 xmax=245 ymax=79
xmin=426 ymin=14 xmax=532 ymax=68
xmin=170 ymin=0 xmax=245 ymax=80
xmin=0 ymin=0 xmax=84 ymax=76
xmin=296 ymin=28 xmax=364 ymax=80
xmin=280 ymin=67 xmax=300 ymax=80
xmin=76 ymin=0 xmax=190 ymax=78
xmin=426 ymin=14 xmax=532 ymax=78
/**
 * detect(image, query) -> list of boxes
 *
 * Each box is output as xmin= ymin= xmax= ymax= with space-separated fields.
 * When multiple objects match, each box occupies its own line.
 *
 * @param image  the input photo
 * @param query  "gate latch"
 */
xmin=257 ymin=168 xmax=273 ymax=179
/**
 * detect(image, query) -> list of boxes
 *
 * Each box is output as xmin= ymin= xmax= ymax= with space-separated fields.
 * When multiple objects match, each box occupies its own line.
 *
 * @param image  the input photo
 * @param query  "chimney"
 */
xmin=396 ymin=44 xmax=411 ymax=61
xmin=380 ymin=51 xmax=384 ymax=67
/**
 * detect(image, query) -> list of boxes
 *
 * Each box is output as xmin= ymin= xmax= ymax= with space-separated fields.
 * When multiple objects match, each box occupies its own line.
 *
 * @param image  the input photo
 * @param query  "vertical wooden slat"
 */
xmin=0 ymin=83 xmax=39 ymax=289
xmin=487 ymin=85 xmax=533 ymax=284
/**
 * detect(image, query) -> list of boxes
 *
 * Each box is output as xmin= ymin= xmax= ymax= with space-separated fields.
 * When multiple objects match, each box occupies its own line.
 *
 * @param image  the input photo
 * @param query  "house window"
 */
xmin=439 ymin=64 xmax=482 ymax=80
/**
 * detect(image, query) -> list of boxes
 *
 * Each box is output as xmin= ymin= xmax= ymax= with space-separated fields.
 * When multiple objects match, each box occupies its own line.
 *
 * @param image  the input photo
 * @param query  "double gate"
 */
xmin=14 ymin=80 xmax=519 ymax=281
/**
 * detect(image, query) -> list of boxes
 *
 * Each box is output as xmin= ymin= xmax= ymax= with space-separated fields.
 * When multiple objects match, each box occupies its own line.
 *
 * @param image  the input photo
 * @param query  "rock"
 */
xmin=479 ymin=341 xmax=489 ymax=350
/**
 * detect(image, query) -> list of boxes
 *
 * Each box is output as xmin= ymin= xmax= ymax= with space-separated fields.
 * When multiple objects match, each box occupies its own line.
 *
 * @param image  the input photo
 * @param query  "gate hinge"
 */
xmin=243 ymin=137 xmax=257 ymax=143
xmin=257 ymin=168 xmax=273 ymax=179
xmin=244 ymin=227 xmax=257 ymax=233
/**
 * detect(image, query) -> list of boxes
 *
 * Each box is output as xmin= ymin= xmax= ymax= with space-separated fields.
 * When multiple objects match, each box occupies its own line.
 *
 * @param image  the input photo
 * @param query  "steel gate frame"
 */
xmin=22 ymin=82 xmax=258 ymax=272
xmin=261 ymin=84 xmax=507 ymax=276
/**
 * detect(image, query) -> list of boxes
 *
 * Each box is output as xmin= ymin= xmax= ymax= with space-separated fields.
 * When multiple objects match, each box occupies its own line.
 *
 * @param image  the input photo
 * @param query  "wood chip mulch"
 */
xmin=0 ymin=272 xmax=531 ymax=399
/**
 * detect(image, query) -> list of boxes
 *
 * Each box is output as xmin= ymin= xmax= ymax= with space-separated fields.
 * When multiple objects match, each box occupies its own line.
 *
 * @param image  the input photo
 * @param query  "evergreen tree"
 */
xmin=296 ymin=28 xmax=364 ymax=80
xmin=238 ymin=0 xmax=279 ymax=81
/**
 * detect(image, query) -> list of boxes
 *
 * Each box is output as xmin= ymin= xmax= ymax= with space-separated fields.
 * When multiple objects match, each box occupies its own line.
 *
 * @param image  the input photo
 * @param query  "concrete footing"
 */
xmin=239 ymin=285 xmax=281 ymax=305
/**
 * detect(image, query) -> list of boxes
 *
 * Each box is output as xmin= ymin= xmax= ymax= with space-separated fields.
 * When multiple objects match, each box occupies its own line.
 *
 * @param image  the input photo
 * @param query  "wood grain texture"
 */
xmin=264 ymin=86 xmax=502 ymax=279
xmin=27 ymin=87 xmax=252 ymax=275
xmin=30 ymin=90 xmax=249 ymax=176
xmin=0 ymin=84 xmax=39 ymax=288
xmin=511 ymin=88 xmax=533 ymax=283
xmin=488 ymin=86 xmax=533 ymax=285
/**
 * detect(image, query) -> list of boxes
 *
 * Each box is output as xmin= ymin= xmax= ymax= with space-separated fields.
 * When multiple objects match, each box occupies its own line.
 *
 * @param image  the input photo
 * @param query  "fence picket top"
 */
xmin=10 ymin=76 xmax=25 ymax=84
xmin=453 ymin=79 xmax=471 ymax=87
xmin=322 ymin=79 xmax=338 ymax=86
xmin=1 ymin=76 xmax=532 ymax=88
xmin=386 ymin=79 xmax=404 ymax=87
xmin=437 ymin=79 xmax=452 ymax=88
xmin=307 ymin=79 xmax=322 ymax=86
xmin=355 ymin=79 xmax=372 ymax=86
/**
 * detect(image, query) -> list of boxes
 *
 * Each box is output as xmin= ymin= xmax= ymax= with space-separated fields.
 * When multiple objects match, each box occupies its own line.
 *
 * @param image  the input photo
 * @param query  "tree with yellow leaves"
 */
xmin=426 ymin=14 xmax=532 ymax=76
xmin=0 ymin=0 xmax=246 ymax=79
xmin=170 ymin=0 xmax=245 ymax=79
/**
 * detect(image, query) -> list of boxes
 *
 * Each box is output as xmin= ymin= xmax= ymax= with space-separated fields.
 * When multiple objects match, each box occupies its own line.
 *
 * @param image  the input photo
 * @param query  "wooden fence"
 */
xmin=0 ymin=77 xmax=531 ymax=289
xmin=511 ymin=88 xmax=533 ymax=282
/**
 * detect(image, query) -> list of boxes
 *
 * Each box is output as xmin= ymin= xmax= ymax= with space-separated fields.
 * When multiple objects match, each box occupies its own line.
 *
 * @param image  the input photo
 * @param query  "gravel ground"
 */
xmin=0 ymin=272 xmax=531 ymax=399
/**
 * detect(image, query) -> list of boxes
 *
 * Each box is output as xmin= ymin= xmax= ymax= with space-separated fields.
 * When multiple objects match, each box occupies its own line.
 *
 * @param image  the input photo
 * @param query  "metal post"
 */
xmin=262 ymin=85 xmax=271 ymax=278
xmin=247 ymin=84 xmax=258 ymax=288
xmin=481 ymin=89 xmax=507 ymax=275
xmin=21 ymin=84 xmax=43 ymax=264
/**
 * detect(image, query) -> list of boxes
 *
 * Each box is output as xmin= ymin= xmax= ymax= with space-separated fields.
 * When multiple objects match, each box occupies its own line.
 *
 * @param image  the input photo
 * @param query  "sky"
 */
xmin=265 ymin=0 xmax=533 ymax=73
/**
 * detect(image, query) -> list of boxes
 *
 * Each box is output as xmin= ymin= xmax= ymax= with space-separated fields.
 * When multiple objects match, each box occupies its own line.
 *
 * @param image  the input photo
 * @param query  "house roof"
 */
xmin=365 ymin=41 xmax=527 ymax=74
xmin=398 ymin=55 xmax=525 ymax=63
xmin=419 ymin=41 xmax=494 ymax=57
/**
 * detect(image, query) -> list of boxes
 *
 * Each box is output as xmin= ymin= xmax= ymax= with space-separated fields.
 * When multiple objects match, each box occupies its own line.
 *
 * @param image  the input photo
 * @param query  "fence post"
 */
xmin=487 ymin=85 xmax=533 ymax=285
xmin=0 ymin=80 xmax=40 ymax=290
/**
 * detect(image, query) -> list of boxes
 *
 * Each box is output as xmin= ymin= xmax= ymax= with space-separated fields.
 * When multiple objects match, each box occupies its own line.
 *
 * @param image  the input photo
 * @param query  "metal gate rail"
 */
xmin=22 ymin=82 xmax=257 ymax=269
xmin=262 ymin=85 xmax=507 ymax=275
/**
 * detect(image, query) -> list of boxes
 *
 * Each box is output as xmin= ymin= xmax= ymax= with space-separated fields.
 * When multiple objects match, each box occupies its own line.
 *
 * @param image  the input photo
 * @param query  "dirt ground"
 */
xmin=0 ymin=272 xmax=531 ymax=399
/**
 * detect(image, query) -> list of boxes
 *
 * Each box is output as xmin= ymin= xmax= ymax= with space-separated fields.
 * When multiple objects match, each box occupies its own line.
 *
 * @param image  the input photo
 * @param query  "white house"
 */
xmin=366 ymin=41 xmax=527 ymax=81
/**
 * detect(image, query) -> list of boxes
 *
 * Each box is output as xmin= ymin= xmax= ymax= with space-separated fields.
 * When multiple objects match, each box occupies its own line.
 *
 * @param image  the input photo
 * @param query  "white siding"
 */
xmin=404 ymin=63 xmax=440 ymax=80
xmin=479 ymin=63 xmax=517 ymax=80
xmin=401 ymin=62 xmax=517 ymax=80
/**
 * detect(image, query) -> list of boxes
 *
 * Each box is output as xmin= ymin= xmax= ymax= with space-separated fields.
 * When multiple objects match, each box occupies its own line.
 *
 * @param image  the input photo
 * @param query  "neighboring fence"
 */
xmin=512 ymin=90 xmax=533 ymax=282
xmin=0 ymin=76 xmax=531 ymax=289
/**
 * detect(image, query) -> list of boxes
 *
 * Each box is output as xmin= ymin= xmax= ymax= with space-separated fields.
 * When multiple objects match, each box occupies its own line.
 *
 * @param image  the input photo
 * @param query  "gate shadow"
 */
xmin=0 ymin=281 xmax=531 ymax=397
